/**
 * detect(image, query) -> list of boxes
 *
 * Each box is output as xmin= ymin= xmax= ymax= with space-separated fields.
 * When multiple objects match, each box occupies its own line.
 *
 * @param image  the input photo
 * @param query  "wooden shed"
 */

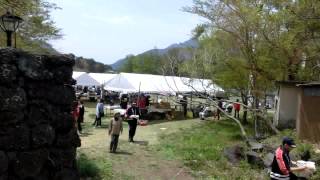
xmin=296 ymin=83 xmax=320 ymax=142
xmin=273 ymin=81 xmax=304 ymax=129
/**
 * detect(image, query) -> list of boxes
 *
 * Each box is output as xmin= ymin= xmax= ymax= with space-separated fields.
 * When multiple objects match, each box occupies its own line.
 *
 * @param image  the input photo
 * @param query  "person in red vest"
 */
xmin=233 ymin=99 xmax=241 ymax=119
xmin=270 ymin=137 xmax=307 ymax=180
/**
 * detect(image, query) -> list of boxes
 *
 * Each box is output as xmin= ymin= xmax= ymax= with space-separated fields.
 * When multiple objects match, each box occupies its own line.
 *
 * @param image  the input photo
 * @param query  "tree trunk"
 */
xmin=251 ymin=73 xmax=262 ymax=139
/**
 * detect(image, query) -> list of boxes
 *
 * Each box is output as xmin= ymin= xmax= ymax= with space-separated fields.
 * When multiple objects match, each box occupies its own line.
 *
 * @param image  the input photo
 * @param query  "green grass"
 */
xmin=156 ymin=119 xmax=267 ymax=179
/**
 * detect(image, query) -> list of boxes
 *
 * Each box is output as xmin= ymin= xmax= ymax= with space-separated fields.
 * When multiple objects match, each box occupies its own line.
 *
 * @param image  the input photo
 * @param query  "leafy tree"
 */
xmin=184 ymin=0 xmax=320 ymax=137
xmin=0 ymin=0 xmax=61 ymax=53
xmin=119 ymin=55 xmax=135 ymax=73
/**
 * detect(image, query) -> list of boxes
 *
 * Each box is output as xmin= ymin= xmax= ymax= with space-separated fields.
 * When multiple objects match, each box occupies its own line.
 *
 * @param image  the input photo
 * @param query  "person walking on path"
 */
xmin=270 ymin=137 xmax=307 ymax=180
xmin=93 ymin=99 xmax=104 ymax=127
xmin=108 ymin=112 xmax=123 ymax=153
xmin=126 ymin=102 xmax=141 ymax=142
xmin=233 ymin=99 xmax=241 ymax=119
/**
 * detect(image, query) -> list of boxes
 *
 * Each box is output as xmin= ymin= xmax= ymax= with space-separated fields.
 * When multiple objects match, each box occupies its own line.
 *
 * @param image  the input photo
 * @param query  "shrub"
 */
xmin=77 ymin=153 xmax=99 ymax=178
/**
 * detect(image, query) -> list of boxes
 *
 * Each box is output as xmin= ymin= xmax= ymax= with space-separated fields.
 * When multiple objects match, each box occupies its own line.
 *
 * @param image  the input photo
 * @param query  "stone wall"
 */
xmin=0 ymin=48 xmax=80 ymax=180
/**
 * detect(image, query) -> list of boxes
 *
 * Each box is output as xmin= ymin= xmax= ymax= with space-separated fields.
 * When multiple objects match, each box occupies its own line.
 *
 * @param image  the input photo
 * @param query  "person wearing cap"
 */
xmin=108 ymin=112 xmax=123 ymax=153
xmin=270 ymin=137 xmax=306 ymax=180
xmin=126 ymin=102 xmax=141 ymax=142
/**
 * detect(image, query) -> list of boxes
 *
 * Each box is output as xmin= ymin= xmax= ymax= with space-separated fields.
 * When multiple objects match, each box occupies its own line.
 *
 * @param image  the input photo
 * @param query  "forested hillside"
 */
xmin=74 ymin=56 xmax=113 ymax=73
xmin=112 ymin=38 xmax=198 ymax=75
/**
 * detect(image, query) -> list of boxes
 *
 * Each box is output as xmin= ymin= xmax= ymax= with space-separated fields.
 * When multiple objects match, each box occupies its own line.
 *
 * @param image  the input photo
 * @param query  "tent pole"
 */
xmin=191 ymin=92 xmax=193 ymax=109
xmin=138 ymin=81 xmax=141 ymax=103
xmin=138 ymin=81 xmax=141 ymax=115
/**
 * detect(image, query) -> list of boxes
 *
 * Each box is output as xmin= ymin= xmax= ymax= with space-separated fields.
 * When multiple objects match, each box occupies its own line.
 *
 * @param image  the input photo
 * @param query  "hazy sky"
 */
xmin=48 ymin=0 xmax=204 ymax=64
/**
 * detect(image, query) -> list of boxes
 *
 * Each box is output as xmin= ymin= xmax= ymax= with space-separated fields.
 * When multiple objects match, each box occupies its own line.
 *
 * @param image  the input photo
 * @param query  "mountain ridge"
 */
xmin=111 ymin=38 xmax=199 ymax=70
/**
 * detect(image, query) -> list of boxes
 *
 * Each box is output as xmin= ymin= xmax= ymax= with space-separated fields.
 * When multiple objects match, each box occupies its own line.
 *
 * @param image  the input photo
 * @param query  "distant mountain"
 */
xmin=111 ymin=38 xmax=199 ymax=70
xmin=110 ymin=58 xmax=126 ymax=71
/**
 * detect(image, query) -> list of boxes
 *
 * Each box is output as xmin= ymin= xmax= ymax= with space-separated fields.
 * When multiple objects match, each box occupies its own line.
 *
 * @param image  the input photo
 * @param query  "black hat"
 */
xmin=282 ymin=137 xmax=296 ymax=148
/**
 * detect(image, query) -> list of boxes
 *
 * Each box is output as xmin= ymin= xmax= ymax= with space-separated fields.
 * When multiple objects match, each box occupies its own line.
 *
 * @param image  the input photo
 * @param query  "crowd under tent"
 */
xmin=88 ymin=73 xmax=117 ymax=86
xmin=72 ymin=71 xmax=100 ymax=87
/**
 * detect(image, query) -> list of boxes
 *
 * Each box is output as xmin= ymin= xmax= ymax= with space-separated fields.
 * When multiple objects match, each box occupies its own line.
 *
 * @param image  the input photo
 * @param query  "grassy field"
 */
xmin=77 ymin=101 xmax=320 ymax=180
xmin=155 ymin=120 xmax=267 ymax=179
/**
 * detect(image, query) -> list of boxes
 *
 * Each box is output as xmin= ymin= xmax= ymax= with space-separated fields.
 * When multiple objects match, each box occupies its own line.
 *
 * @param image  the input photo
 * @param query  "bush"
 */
xmin=77 ymin=154 xmax=99 ymax=178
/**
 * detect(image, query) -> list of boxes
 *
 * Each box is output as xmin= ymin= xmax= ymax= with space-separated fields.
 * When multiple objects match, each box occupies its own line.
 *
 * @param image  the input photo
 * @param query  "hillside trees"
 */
xmin=119 ymin=52 xmax=178 ymax=75
xmin=74 ymin=56 xmax=112 ymax=73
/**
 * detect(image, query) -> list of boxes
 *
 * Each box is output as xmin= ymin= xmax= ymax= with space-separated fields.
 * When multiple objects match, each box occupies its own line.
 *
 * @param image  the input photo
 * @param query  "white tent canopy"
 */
xmin=72 ymin=71 xmax=100 ymax=86
xmin=104 ymin=73 xmax=224 ymax=94
xmin=88 ymin=73 xmax=117 ymax=85
xmin=72 ymin=71 xmax=86 ymax=79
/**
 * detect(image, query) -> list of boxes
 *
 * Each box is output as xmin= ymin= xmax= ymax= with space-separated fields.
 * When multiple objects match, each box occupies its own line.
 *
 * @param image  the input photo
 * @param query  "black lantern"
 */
xmin=0 ymin=11 xmax=23 ymax=47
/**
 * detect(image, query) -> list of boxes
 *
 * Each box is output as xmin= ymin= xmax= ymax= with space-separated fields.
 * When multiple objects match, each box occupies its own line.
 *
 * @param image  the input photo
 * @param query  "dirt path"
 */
xmin=79 ymin=119 xmax=200 ymax=180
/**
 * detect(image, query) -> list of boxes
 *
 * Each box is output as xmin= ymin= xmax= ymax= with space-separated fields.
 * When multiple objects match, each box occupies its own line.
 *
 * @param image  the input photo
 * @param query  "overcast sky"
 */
xmin=48 ymin=0 xmax=204 ymax=64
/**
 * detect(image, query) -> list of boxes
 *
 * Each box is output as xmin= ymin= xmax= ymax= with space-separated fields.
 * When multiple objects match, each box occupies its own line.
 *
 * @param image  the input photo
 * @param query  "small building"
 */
xmin=273 ymin=81 xmax=304 ymax=129
xmin=296 ymin=83 xmax=320 ymax=142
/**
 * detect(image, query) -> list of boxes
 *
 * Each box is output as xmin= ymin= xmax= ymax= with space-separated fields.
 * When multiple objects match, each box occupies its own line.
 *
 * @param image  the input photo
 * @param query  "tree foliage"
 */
xmin=183 ymin=0 xmax=320 ymax=137
xmin=0 ymin=0 xmax=61 ymax=53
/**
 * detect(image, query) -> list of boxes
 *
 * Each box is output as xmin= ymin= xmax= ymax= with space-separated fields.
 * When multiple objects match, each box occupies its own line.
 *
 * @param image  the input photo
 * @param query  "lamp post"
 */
xmin=0 ymin=11 xmax=23 ymax=47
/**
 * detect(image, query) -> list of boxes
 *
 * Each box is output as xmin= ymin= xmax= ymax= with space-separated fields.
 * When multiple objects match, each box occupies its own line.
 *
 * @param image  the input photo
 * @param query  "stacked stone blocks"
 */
xmin=0 ymin=48 xmax=80 ymax=180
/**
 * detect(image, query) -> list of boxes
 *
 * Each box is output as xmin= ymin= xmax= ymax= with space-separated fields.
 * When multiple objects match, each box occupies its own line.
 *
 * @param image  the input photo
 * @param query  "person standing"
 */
xmin=145 ymin=95 xmax=151 ymax=107
xmin=93 ymin=99 xmax=104 ymax=127
xmin=77 ymin=101 xmax=85 ymax=132
xmin=72 ymin=101 xmax=80 ymax=135
xmin=180 ymin=96 xmax=188 ymax=118
xmin=108 ymin=112 xmax=123 ymax=153
xmin=233 ymin=99 xmax=241 ymax=119
xmin=120 ymin=93 xmax=128 ymax=109
xmin=217 ymin=98 xmax=223 ymax=120
xmin=270 ymin=137 xmax=306 ymax=180
xmin=137 ymin=94 xmax=147 ymax=119
xmin=126 ymin=102 xmax=140 ymax=142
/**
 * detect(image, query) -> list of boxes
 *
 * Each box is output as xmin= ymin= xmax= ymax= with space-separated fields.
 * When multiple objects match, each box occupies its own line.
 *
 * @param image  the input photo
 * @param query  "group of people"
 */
xmin=90 ymin=98 xmax=140 ymax=152
xmin=108 ymin=101 xmax=141 ymax=153
xmin=198 ymin=98 xmax=241 ymax=121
